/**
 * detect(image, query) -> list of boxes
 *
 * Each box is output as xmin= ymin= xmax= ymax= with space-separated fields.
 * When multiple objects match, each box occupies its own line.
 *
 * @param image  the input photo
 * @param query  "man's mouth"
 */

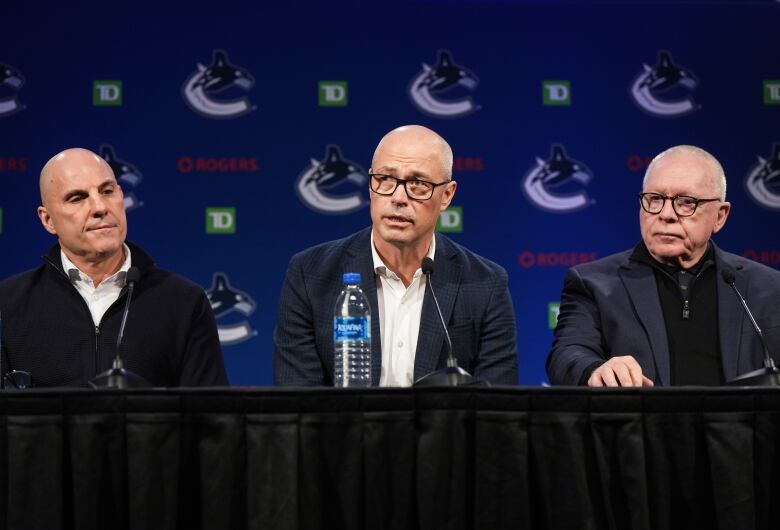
xmin=88 ymin=224 xmax=115 ymax=232
xmin=384 ymin=214 xmax=413 ymax=225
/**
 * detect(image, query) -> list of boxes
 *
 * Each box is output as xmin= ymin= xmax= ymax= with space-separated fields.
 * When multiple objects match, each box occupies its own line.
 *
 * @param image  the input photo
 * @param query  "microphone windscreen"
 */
xmin=421 ymin=257 xmax=434 ymax=275
xmin=720 ymin=266 xmax=736 ymax=285
xmin=126 ymin=266 xmax=141 ymax=284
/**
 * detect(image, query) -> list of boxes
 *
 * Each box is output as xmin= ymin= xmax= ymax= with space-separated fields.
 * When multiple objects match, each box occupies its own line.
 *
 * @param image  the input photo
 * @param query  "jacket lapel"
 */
xmin=414 ymin=235 xmax=461 ymax=381
xmin=715 ymin=248 xmax=746 ymax=381
xmin=619 ymin=259 xmax=671 ymax=385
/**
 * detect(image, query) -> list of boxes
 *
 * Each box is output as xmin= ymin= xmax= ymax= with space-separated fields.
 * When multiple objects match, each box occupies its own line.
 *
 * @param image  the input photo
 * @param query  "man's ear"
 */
xmin=440 ymin=180 xmax=457 ymax=211
xmin=37 ymin=206 xmax=57 ymax=235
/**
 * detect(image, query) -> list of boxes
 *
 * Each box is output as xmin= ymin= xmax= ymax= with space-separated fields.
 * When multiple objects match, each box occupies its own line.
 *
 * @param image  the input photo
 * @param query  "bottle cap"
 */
xmin=342 ymin=272 xmax=361 ymax=284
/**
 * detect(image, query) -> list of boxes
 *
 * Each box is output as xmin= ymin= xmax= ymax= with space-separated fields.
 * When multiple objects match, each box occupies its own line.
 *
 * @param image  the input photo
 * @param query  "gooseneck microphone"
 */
xmin=90 ymin=267 xmax=151 ymax=389
xmin=413 ymin=257 xmax=480 ymax=387
xmin=722 ymin=266 xmax=780 ymax=386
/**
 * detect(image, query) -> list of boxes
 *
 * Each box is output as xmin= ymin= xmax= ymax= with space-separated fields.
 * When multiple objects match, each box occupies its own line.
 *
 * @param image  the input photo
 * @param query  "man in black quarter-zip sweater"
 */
xmin=0 ymin=148 xmax=227 ymax=387
xmin=547 ymin=145 xmax=780 ymax=387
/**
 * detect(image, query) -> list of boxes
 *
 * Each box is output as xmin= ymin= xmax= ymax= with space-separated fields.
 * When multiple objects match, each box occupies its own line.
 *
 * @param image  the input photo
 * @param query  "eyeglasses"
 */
xmin=369 ymin=173 xmax=450 ymax=201
xmin=638 ymin=192 xmax=721 ymax=217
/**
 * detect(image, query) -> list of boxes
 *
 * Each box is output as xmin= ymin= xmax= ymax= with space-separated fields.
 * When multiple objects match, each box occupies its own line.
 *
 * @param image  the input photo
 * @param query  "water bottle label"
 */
xmin=334 ymin=316 xmax=370 ymax=341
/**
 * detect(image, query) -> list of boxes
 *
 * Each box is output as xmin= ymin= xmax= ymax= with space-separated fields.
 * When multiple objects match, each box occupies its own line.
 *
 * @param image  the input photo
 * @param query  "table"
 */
xmin=0 ymin=386 xmax=778 ymax=530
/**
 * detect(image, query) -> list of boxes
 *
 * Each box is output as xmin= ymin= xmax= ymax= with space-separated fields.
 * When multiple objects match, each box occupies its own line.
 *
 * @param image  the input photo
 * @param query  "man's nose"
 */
xmin=658 ymin=197 xmax=678 ymax=221
xmin=89 ymin=193 xmax=108 ymax=214
xmin=390 ymin=182 xmax=409 ymax=203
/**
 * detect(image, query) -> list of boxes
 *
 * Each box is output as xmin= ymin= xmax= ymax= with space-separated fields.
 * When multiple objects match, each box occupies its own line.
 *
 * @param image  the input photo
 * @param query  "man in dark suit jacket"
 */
xmin=547 ymin=145 xmax=780 ymax=386
xmin=274 ymin=125 xmax=517 ymax=386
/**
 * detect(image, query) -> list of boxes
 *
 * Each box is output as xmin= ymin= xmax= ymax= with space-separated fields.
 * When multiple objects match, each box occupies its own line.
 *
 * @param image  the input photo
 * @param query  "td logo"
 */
xmin=542 ymin=81 xmax=571 ymax=106
xmin=206 ymin=207 xmax=236 ymax=234
xmin=764 ymin=80 xmax=780 ymax=105
xmin=548 ymin=302 xmax=560 ymax=329
xmin=93 ymin=80 xmax=122 ymax=106
xmin=319 ymin=81 xmax=348 ymax=106
xmin=436 ymin=206 xmax=463 ymax=233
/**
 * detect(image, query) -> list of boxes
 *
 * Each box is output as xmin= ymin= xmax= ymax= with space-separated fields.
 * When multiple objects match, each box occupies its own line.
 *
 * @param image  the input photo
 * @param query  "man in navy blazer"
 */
xmin=547 ymin=145 xmax=780 ymax=386
xmin=274 ymin=125 xmax=517 ymax=386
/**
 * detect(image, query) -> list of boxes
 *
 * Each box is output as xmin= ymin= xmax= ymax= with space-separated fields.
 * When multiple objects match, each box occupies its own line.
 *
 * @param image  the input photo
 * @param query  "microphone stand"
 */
xmin=723 ymin=268 xmax=780 ymax=386
xmin=90 ymin=268 xmax=150 ymax=389
xmin=414 ymin=258 xmax=483 ymax=387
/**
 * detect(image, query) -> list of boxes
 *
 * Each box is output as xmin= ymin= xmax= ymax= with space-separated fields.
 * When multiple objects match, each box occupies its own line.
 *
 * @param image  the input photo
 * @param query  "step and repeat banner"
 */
xmin=1 ymin=3 xmax=778 ymax=385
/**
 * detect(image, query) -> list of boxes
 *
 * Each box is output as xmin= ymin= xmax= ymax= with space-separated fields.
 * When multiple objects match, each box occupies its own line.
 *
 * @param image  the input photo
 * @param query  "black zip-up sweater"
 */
xmin=0 ymin=241 xmax=228 ymax=387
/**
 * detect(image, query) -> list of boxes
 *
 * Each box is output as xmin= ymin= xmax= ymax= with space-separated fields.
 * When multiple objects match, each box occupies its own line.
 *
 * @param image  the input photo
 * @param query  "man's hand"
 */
xmin=587 ymin=355 xmax=654 ymax=387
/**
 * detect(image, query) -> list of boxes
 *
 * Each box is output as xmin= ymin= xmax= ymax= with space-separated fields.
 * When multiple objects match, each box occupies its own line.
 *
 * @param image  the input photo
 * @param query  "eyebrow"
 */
xmin=61 ymin=179 xmax=116 ymax=201
xmin=374 ymin=167 xmax=431 ymax=180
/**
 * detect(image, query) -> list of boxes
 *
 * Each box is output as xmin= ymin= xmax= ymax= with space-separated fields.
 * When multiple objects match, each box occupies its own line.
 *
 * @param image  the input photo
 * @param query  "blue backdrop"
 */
xmin=1 ymin=1 xmax=779 ymax=385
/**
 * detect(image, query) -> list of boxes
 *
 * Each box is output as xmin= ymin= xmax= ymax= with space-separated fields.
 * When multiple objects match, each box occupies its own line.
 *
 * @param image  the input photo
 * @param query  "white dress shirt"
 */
xmin=61 ymin=244 xmax=132 ymax=326
xmin=371 ymin=232 xmax=435 ymax=387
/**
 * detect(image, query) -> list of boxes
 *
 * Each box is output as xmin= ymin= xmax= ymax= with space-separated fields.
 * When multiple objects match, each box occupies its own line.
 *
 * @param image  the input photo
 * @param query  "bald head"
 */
xmin=372 ymin=125 xmax=453 ymax=180
xmin=40 ymin=148 xmax=117 ymax=206
xmin=644 ymin=145 xmax=727 ymax=201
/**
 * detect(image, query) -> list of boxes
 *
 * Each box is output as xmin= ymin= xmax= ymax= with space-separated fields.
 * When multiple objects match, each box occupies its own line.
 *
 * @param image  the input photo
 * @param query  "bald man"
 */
xmin=547 ymin=145 xmax=780 ymax=387
xmin=274 ymin=125 xmax=518 ymax=386
xmin=0 ymin=148 xmax=228 ymax=387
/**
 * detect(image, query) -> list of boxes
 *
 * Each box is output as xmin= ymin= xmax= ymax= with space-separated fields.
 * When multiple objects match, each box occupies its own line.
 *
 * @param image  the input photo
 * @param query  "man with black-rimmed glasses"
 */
xmin=547 ymin=145 xmax=780 ymax=386
xmin=274 ymin=125 xmax=518 ymax=387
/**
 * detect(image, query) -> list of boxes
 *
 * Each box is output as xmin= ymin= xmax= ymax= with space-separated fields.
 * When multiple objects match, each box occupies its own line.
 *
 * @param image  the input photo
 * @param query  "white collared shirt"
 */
xmin=371 ymin=232 xmax=436 ymax=387
xmin=61 ymin=244 xmax=132 ymax=326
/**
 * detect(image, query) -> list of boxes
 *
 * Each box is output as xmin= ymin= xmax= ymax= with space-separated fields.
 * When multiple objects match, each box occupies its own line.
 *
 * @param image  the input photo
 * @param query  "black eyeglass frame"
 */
xmin=637 ymin=192 xmax=721 ymax=217
xmin=368 ymin=173 xmax=451 ymax=201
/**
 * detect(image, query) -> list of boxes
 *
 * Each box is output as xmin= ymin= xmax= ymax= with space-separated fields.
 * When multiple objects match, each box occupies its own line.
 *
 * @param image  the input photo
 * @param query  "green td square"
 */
xmin=206 ymin=207 xmax=236 ymax=234
xmin=542 ymin=80 xmax=571 ymax=106
xmin=764 ymin=80 xmax=780 ymax=105
xmin=93 ymin=80 xmax=123 ymax=106
xmin=319 ymin=81 xmax=348 ymax=106
xmin=548 ymin=302 xmax=560 ymax=329
xmin=437 ymin=206 xmax=463 ymax=233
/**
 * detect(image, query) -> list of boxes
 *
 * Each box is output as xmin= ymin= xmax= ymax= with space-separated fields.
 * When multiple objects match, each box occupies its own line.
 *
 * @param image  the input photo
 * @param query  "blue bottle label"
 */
xmin=334 ymin=316 xmax=370 ymax=341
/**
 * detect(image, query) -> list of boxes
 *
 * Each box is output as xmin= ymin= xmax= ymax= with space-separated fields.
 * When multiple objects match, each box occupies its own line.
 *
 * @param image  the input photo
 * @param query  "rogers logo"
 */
xmin=743 ymin=249 xmax=780 ymax=267
xmin=177 ymin=156 xmax=259 ymax=174
xmin=518 ymin=251 xmax=598 ymax=269
xmin=626 ymin=155 xmax=653 ymax=173
xmin=453 ymin=157 xmax=484 ymax=172
xmin=0 ymin=157 xmax=27 ymax=172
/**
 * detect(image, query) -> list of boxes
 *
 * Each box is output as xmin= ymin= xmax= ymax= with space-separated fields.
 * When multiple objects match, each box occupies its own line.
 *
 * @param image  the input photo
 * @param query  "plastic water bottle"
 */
xmin=333 ymin=272 xmax=371 ymax=387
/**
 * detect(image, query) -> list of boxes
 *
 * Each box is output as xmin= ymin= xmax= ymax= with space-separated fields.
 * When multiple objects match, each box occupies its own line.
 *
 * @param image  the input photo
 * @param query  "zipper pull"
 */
xmin=682 ymin=299 xmax=690 ymax=320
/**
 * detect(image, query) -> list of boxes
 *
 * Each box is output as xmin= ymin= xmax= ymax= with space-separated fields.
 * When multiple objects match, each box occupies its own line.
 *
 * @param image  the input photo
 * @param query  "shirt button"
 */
xmin=397 ymin=340 xmax=404 ymax=348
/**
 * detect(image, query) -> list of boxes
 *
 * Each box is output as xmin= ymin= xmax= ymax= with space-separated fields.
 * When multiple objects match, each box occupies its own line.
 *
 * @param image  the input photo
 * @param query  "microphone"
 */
xmin=414 ymin=257 xmax=480 ymax=387
xmin=90 ymin=266 xmax=150 ymax=388
xmin=722 ymin=266 xmax=780 ymax=386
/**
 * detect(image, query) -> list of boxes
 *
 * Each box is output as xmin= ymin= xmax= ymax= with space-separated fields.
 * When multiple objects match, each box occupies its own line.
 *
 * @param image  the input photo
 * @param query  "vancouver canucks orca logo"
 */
xmin=522 ymin=144 xmax=594 ymax=213
xmin=181 ymin=50 xmax=255 ymax=119
xmin=629 ymin=51 xmax=699 ymax=118
xmin=100 ymin=144 xmax=143 ymax=212
xmin=206 ymin=273 xmax=257 ymax=345
xmin=295 ymin=144 xmax=368 ymax=214
xmin=0 ymin=63 xmax=25 ymax=118
xmin=408 ymin=50 xmax=479 ymax=118
xmin=744 ymin=143 xmax=780 ymax=210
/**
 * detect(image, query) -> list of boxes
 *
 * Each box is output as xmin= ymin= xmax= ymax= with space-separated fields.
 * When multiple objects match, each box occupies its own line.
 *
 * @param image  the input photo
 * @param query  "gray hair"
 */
xmin=643 ymin=145 xmax=727 ymax=200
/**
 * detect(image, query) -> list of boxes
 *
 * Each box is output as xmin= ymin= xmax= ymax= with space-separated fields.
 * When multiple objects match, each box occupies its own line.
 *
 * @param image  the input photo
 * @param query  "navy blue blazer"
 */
xmin=274 ymin=227 xmax=518 ymax=385
xmin=547 ymin=243 xmax=780 ymax=386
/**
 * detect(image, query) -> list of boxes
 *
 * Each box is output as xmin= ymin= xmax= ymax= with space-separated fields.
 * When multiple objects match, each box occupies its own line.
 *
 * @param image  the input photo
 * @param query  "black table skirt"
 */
xmin=0 ymin=386 xmax=778 ymax=530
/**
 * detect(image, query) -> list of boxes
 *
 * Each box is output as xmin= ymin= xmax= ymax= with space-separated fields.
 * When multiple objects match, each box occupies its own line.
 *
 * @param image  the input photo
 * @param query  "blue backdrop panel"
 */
xmin=1 ymin=2 xmax=778 ymax=385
